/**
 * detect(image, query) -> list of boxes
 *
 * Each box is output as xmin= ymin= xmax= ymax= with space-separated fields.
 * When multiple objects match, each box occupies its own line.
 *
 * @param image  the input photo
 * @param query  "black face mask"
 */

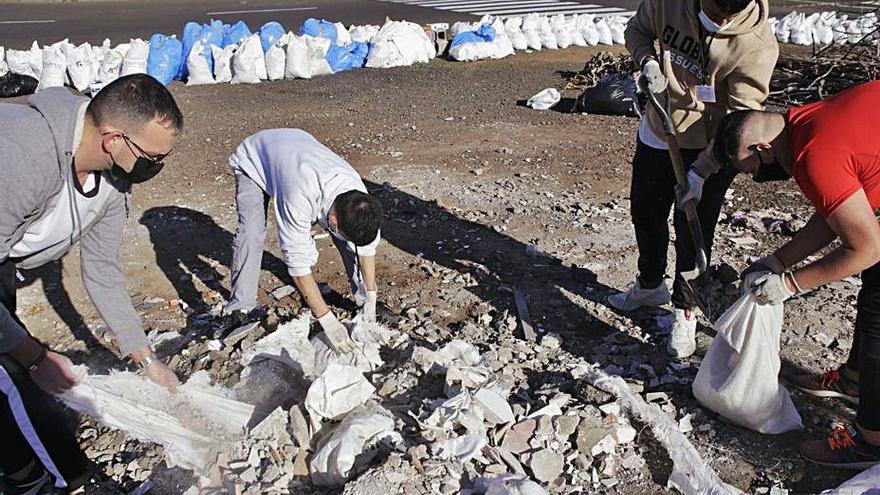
xmin=753 ymin=149 xmax=791 ymax=183
xmin=111 ymin=156 xmax=164 ymax=184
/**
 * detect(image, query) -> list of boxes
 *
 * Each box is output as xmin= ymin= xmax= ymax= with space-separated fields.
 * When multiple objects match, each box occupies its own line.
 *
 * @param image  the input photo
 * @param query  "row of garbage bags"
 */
xmin=0 ymin=18 xmax=436 ymax=96
xmin=771 ymin=11 xmax=878 ymax=46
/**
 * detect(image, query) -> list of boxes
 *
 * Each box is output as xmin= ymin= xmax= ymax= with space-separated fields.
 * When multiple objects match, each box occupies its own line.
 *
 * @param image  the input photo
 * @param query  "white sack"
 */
xmin=121 ymin=38 xmax=148 ymax=76
xmin=37 ymin=42 xmax=67 ymax=91
xmin=65 ymin=42 xmax=93 ymax=91
xmin=365 ymin=20 xmax=436 ymax=68
xmin=551 ymin=14 xmax=573 ymax=49
xmin=349 ymin=24 xmax=380 ymax=44
xmin=527 ymin=88 xmax=560 ymax=110
xmin=186 ymin=41 xmax=215 ymax=85
xmin=567 ymin=15 xmax=589 ymax=46
xmin=88 ymin=39 xmax=110 ymax=85
xmin=7 ymin=41 xmax=42 ymax=79
xmin=309 ymin=401 xmax=400 ymax=487
xmin=231 ymin=34 xmax=265 ymax=84
xmin=822 ymin=464 xmax=880 ymax=494
xmin=521 ymin=14 xmax=543 ymax=51
xmin=0 ymin=47 xmax=7 ymax=77
xmin=596 ymin=17 xmax=614 ymax=45
xmin=537 ymin=15 xmax=558 ymax=49
xmin=578 ymin=14 xmax=600 ymax=46
xmin=284 ymin=34 xmax=332 ymax=79
xmin=490 ymin=18 xmax=516 ymax=59
xmin=211 ymin=44 xmax=235 ymax=83
xmin=504 ymin=17 xmax=529 ymax=51
xmin=609 ymin=17 xmax=627 ymax=44
xmin=693 ymin=294 xmax=803 ymax=434
xmin=59 ymin=367 xmax=254 ymax=474
xmin=240 ymin=315 xmax=315 ymax=375
xmin=265 ymin=42 xmax=286 ymax=80
xmin=304 ymin=362 xmax=375 ymax=421
xmin=334 ymin=21 xmax=353 ymax=46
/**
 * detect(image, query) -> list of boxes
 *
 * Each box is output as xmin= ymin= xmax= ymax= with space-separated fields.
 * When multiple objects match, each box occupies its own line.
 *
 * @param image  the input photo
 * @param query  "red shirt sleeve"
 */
xmin=795 ymin=148 xmax=862 ymax=218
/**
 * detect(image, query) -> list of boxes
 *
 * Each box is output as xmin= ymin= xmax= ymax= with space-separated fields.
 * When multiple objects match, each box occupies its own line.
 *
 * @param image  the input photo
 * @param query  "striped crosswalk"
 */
xmin=380 ymin=0 xmax=635 ymax=18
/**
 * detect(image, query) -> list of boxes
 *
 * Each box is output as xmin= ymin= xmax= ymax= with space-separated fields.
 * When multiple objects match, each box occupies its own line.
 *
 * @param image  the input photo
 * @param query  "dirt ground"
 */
xmin=13 ymin=45 xmax=866 ymax=494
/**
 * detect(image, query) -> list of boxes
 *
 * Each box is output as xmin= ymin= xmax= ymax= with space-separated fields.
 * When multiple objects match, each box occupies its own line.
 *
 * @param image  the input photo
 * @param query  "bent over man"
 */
xmin=612 ymin=0 xmax=778 ymax=358
xmin=0 ymin=74 xmax=182 ymax=494
xmin=714 ymin=81 xmax=880 ymax=468
xmin=224 ymin=129 xmax=383 ymax=350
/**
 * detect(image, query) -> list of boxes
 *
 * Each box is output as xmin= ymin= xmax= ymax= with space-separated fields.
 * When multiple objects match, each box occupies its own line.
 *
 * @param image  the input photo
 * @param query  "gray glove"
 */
xmin=741 ymin=254 xmax=785 ymax=288
xmin=675 ymin=170 xmax=706 ymax=209
xmin=318 ymin=311 xmax=354 ymax=353
xmin=641 ymin=59 xmax=667 ymax=93
xmin=748 ymin=271 xmax=794 ymax=306
xmin=363 ymin=291 xmax=378 ymax=323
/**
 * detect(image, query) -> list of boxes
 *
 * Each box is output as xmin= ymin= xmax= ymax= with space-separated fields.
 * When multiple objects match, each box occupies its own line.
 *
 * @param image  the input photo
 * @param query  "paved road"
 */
xmin=0 ymin=0 xmax=872 ymax=49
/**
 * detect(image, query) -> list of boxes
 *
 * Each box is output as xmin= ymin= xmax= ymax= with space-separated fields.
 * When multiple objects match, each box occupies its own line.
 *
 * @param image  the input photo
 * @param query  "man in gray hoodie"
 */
xmin=0 ymin=74 xmax=182 ymax=494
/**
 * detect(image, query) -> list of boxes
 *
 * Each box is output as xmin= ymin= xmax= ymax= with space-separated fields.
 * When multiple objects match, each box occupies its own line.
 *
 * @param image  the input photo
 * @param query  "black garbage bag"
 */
xmin=0 ymin=72 xmax=39 ymax=98
xmin=577 ymin=73 xmax=644 ymax=118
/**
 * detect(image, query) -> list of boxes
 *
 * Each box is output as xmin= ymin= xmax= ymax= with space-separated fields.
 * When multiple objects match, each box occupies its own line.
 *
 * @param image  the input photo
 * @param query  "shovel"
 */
xmin=641 ymin=82 xmax=715 ymax=321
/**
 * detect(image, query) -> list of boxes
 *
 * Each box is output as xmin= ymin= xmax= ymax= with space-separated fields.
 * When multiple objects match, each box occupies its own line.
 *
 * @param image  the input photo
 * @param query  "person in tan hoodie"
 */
xmin=608 ymin=0 xmax=778 ymax=358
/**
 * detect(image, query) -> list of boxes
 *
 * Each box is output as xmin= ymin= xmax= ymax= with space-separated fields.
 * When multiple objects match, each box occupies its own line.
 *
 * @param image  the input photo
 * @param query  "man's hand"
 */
xmin=675 ymin=170 xmax=706 ymax=209
xmin=318 ymin=311 xmax=354 ymax=354
xmin=31 ymin=352 xmax=79 ymax=395
xmin=748 ymin=271 xmax=796 ymax=305
xmin=741 ymin=254 xmax=785 ymax=288
xmin=142 ymin=359 xmax=180 ymax=391
xmin=641 ymin=59 xmax=667 ymax=93
xmin=363 ymin=291 xmax=378 ymax=323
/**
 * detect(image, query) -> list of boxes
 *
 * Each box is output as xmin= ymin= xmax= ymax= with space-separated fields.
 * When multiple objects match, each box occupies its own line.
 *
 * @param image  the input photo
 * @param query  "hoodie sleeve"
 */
xmin=0 ymin=137 xmax=48 ymax=352
xmin=625 ymin=0 xmax=660 ymax=67
xmin=726 ymin=39 xmax=778 ymax=111
xmin=79 ymin=191 xmax=150 ymax=356
xmin=274 ymin=190 xmax=320 ymax=277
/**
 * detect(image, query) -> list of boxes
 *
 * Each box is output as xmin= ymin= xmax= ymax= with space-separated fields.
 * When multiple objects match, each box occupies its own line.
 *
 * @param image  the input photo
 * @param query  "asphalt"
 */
xmin=0 ymin=0 xmax=872 ymax=50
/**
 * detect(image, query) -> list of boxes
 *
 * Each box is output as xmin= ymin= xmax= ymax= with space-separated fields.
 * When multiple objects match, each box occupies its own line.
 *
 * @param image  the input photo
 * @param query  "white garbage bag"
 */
xmin=349 ymin=24 xmax=380 ymax=44
xmin=578 ymin=14 xmax=600 ymax=46
xmin=88 ymin=39 xmax=110 ymax=85
xmin=596 ymin=17 xmax=614 ymax=45
xmin=97 ymin=48 xmax=124 ymax=83
xmin=537 ymin=15 xmax=559 ymax=49
xmin=504 ymin=17 xmax=529 ymax=51
xmin=211 ymin=44 xmax=235 ymax=83
xmin=284 ymin=34 xmax=332 ymax=79
xmin=121 ymin=38 xmax=148 ymax=76
xmin=65 ymin=42 xmax=93 ymax=91
xmin=304 ymin=362 xmax=375 ymax=422
xmin=265 ymin=42 xmax=286 ymax=81
xmin=521 ymin=13 xmax=543 ymax=51
xmin=231 ymin=34 xmax=265 ymax=84
xmin=551 ymin=14 xmax=573 ymax=49
xmin=186 ymin=41 xmax=215 ymax=85
xmin=790 ymin=13 xmax=813 ymax=45
xmin=609 ymin=16 xmax=627 ymax=44
xmin=567 ymin=15 xmax=589 ymax=47
xmin=775 ymin=11 xmax=796 ymax=43
xmin=490 ymin=18 xmax=515 ymax=58
xmin=692 ymin=294 xmax=803 ymax=434
xmin=813 ymin=12 xmax=836 ymax=45
xmin=334 ymin=21 xmax=353 ymax=46
xmin=309 ymin=401 xmax=400 ymax=487
xmin=0 ymin=47 xmax=8 ymax=77
xmin=7 ymin=41 xmax=42 ymax=79
xmin=527 ymin=88 xmax=560 ymax=110
xmin=365 ymin=20 xmax=436 ymax=68
xmin=37 ymin=42 xmax=67 ymax=91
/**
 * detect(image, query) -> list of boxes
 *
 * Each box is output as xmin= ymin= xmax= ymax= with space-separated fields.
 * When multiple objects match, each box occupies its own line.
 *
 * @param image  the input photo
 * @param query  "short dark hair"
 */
xmin=87 ymin=74 xmax=183 ymax=134
xmin=712 ymin=109 xmax=758 ymax=169
xmin=334 ymin=190 xmax=383 ymax=246
xmin=715 ymin=0 xmax=754 ymax=16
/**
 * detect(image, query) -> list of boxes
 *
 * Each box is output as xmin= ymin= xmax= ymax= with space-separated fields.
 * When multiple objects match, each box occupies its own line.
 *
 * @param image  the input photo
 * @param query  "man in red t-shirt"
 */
xmin=707 ymin=81 xmax=880 ymax=469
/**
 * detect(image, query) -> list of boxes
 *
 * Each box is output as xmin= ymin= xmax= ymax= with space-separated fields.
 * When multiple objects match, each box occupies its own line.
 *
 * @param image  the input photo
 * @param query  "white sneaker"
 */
xmin=607 ymin=279 xmax=671 ymax=311
xmin=667 ymin=308 xmax=697 ymax=358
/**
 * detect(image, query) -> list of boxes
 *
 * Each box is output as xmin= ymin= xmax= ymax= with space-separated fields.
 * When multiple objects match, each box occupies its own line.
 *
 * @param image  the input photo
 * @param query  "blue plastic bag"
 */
xmin=179 ymin=21 xmax=224 ymax=79
xmin=258 ymin=21 xmax=285 ymax=53
xmin=146 ymin=34 xmax=183 ymax=85
xmin=222 ymin=20 xmax=252 ymax=48
xmin=450 ymin=24 xmax=496 ymax=48
xmin=326 ymin=41 xmax=369 ymax=73
xmin=299 ymin=18 xmax=338 ymax=45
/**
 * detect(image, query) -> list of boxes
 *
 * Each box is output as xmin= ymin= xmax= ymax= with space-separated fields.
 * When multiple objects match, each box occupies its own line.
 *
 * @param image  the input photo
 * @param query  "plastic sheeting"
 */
xmin=59 ymin=367 xmax=254 ymax=474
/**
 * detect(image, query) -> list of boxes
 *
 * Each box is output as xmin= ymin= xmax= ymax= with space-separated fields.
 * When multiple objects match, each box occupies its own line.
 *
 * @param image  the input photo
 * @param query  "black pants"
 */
xmin=630 ymin=139 xmax=737 ymax=309
xmin=846 ymin=261 xmax=880 ymax=431
xmin=0 ymin=259 xmax=89 ymax=490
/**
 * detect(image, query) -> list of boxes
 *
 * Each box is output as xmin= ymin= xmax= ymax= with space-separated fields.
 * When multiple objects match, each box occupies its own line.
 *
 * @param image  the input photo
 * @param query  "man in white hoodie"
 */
xmin=224 ymin=129 xmax=383 ymax=350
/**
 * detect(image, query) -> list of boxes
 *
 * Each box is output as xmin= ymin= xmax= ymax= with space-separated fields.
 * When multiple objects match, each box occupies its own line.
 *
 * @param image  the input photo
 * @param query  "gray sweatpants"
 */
xmin=227 ymin=171 xmax=366 ymax=313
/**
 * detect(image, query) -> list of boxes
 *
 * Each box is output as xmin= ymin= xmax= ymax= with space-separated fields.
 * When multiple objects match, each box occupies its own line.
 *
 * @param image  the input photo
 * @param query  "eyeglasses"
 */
xmin=122 ymin=134 xmax=172 ymax=165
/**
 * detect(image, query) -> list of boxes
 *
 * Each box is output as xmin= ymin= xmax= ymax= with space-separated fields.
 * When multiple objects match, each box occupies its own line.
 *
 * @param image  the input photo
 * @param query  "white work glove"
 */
xmin=363 ymin=290 xmax=378 ymax=323
xmin=748 ymin=271 xmax=795 ymax=306
xmin=675 ymin=169 xmax=706 ymax=209
xmin=317 ymin=311 xmax=354 ymax=354
xmin=641 ymin=59 xmax=667 ymax=93
xmin=741 ymin=254 xmax=785 ymax=288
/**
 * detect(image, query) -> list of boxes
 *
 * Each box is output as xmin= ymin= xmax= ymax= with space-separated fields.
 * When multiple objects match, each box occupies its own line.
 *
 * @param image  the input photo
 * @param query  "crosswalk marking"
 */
xmin=379 ymin=0 xmax=635 ymax=17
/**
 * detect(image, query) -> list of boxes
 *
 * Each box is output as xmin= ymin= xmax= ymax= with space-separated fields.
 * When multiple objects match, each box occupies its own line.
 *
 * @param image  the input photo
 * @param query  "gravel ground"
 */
xmin=13 ymin=45 xmax=865 ymax=494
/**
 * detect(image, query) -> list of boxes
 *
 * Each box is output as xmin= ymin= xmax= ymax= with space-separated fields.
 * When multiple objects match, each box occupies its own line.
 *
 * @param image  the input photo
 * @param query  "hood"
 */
xmin=26 ymin=87 xmax=90 ymax=173
xmin=697 ymin=0 xmax=770 ymax=37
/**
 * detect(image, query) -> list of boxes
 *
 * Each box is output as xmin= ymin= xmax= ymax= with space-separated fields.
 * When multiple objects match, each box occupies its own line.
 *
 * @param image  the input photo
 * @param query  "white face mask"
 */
xmin=699 ymin=8 xmax=732 ymax=33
